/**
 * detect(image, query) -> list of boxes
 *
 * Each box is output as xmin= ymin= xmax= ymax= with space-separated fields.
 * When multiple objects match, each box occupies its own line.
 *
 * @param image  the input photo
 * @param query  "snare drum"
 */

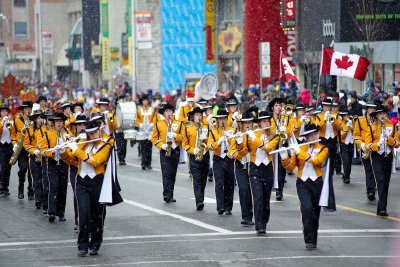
xmin=116 ymin=102 xmax=137 ymax=130
xmin=123 ymin=129 xmax=137 ymax=140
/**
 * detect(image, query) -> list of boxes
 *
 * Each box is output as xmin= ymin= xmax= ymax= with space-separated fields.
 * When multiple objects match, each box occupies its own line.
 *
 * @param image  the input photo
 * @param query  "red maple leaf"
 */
xmin=335 ymin=55 xmax=353 ymax=70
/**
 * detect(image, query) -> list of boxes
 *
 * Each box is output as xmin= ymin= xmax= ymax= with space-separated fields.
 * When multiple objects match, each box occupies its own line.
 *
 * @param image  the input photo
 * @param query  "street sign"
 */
xmin=259 ymin=42 xmax=270 ymax=78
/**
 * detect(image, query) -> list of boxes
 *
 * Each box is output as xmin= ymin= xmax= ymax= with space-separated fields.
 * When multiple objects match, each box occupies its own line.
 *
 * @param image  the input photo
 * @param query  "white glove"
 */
xmin=194 ymin=148 xmax=200 ymax=155
xmin=218 ymin=136 xmax=225 ymax=146
xmin=247 ymin=130 xmax=256 ymax=141
xmin=346 ymin=120 xmax=352 ymax=127
xmin=74 ymin=111 xmax=81 ymax=118
xmin=59 ymin=147 xmax=66 ymax=154
xmin=378 ymin=137 xmax=385 ymax=148
xmin=290 ymin=143 xmax=301 ymax=155
xmin=300 ymin=115 xmax=307 ymax=123
xmin=33 ymin=150 xmax=40 ymax=157
xmin=67 ymin=141 xmax=78 ymax=153
xmin=207 ymin=114 xmax=213 ymax=124
xmin=167 ymin=132 xmax=176 ymax=139
xmin=279 ymin=149 xmax=288 ymax=159
xmin=103 ymin=110 xmax=110 ymax=115
xmin=161 ymin=144 xmax=168 ymax=150
xmin=1 ymin=116 xmax=7 ymax=125
xmin=13 ymin=144 xmax=17 ymax=153
xmin=232 ymin=111 xmax=239 ymax=120
xmin=235 ymin=134 xmax=243 ymax=144
xmin=200 ymin=133 xmax=207 ymax=141
xmin=324 ymin=112 xmax=330 ymax=122
xmin=361 ymin=142 xmax=365 ymax=151
xmin=232 ymin=120 xmax=238 ymax=129
xmin=279 ymin=126 xmax=286 ymax=133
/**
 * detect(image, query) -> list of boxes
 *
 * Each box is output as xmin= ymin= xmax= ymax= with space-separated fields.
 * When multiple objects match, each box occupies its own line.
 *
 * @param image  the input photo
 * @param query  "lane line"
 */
xmin=51 ymin=255 xmax=400 ymax=267
xmin=1 ymin=229 xmax=400 ymax=248
xmin=123 ymin=198 xmax=232 ymax=234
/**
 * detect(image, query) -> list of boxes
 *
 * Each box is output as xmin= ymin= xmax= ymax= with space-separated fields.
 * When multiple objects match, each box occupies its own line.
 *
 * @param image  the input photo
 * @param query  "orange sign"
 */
xmin=218 ymin=26 xmax=242 ymax=53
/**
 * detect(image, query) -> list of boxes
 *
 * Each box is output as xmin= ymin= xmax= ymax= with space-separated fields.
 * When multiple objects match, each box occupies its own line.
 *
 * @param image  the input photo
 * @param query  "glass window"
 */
xmin=14 ymin=22 xmax=27 ymax=38
xmin=383 ymin=64 xmax=394 ymax=91
xmin=14 ymin=0 xmax=26 ymax=8
xmin=374 ymin=64 xmax=383 ymax=88
xmin=395 ymin=64 xmax=400 ymax=83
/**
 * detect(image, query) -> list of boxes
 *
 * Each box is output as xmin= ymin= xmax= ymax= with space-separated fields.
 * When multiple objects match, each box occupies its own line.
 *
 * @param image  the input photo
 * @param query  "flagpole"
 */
xmin=279 ymin=47 xmax=282 ymax=98
xmin=315 ymin=44 xmax=324 ymax=108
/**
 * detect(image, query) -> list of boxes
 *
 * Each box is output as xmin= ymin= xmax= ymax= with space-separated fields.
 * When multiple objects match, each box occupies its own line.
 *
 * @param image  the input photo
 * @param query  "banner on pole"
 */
xmin=42 ymin=31 xmax=53 ymax=54
xmin=205 ymin=0 xmax=215 ymax=64
xmin=101 ymin=0 xmax=111 ymax=81
xmin=136 ymin=11 xmax=152 ymax=49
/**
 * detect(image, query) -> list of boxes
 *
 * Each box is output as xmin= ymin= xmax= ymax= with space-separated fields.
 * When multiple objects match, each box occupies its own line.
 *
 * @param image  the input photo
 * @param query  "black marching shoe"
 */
xmin=170 ymin=198 xmax=176 ymax=202
xmin=163 ymin=196 xmax=170 ymax=203
xmin=256 ymin=229 xmax=266 ymax=235
xmin=367 ymin=192 xmax=376 ymax=201
xmin=276 ymin=192 xmax=283 ymax=201
xmin=0 ymin=188 xmax=4 ymax=195
xmin=146 ymin=166 xmax=152 ymax=170
xmin=3 ymin=189 xmax=10 ymax=195
xmin=217 ymin=209 xmax=225 ymax=215
xmin=196 ymin=203 xmax=204 ymax=211
xmin=48 ymin=215 xmax=56 ymax=223
xmin=28 ymin=194 xmax=35 ymax=201
xmin=142 ymin=166 xmax=146 ymax=170
xmin=18 ymin=191 xmax=24 ymax=199
xmin=89 ymin=248 xmax=99 ymax=256
xmin=306 ymin=243 xmax=317 ymax=250
xmin=119 ymin=161 xmax=126 ymax=166
xmin=342 ymin=177 xmax=350 ymax=184
xmin=58 ymin=215 xmax=66 ymax=222
xmin=78 ymin=249 xmax=88 ymax=257
xmin=377 ymin=211 xmax=389 ymax=217
xmin=241 ymin=220 xmax=255 ymax=226
xmin=225 ymin=210 xmax=232 ymax=215
xmin=35 ymin=202 xmax=41 ymax=209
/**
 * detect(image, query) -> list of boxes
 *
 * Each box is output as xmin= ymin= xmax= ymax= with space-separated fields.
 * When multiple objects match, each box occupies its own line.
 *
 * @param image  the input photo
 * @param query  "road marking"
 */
xmin=125 ymin=162 xmax=191 ymax=177
xmin=123 ymin=198 xmax=233 ymax=234
xmin=192 ymin=197 xmax=279 ymax=204
xmin=1 ymin=229 xmax=400 ymax=248
xmin=51 ymin=255 xmax=400 ymax=266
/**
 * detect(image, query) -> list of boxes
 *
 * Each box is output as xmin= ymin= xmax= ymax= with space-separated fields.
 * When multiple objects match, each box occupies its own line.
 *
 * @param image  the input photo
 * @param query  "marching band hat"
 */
xmin=203 ymin=104 xmax=213 ymax=109
xmin=29 ymin=110 xmax=43 ymax=121
xmin=96 ymin=98 xmax=110 ymax=105
xmin=332 ymin=101 xmax=339 ymax=106
xmin=237 ymin=111 xmax=254 ymax=122
xmin=71 ymin=102 xmax=85 ymax=112
xmin=139 ymin=95 xmax=149 ymax=104
xmin=225 ymin=96 xmax=238 ymax=105
xmin=0 ymin=104 xmax=10 ymax=112
xmin=85 ymin=120 xmax=101 ymax=133
xmin=306 ymin=107 xmax=315 ymax=113
xmin=312 ymin=110 xmax=322 ymax=115
xmin=364 ymin=100 xmax=378 ymax=108
xmin=197 ymin=99 xmax=208 ymax=105
xmin=267 ymin=97 xmax=283 ymax=112
xmin=295 ymin=104 xmax=305 ymax=110
xmin=214 ymin=109 xmax=228 ymax=118
xmin=257 ymin=111 xmax=272 ymax=121
xmin=186 ymin=91 xmax=195 ymax=102
xmin=49 ymin=112 xmax=67 ymax=121
xmin=370 ymin=105 xmax=388 ymax=117
xmin=43 ymin=109 xmax=55 ymax=117
xmin=61 ymin=102 xmax=71 ymax=110
xmin=18 ymin=100 xmax=33 ymax=110
xmin=188 ymin=107 xmax=204 ymax=118
xmin=299 ymin=123 xmax=320 ymax=137
xmin=72 ymin=115 xmax=87 ymax=124
xmin=90 ymin=112 xmax=105 ymax=122
xmin=158 ymin=103 xmax=174 ymax=114
xmin=321 ymin=97 xmax=333 ymax=105
xmin=36 ymin=95 xmax=47 ymax=104
xmin=339 ymin=111 xmax=349 ymax=115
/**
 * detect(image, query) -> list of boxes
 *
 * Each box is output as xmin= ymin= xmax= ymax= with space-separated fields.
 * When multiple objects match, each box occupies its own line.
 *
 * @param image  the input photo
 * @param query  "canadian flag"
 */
xmin=281 ymin=53 xmax=299 ymax=83
xmin=321 ymin=48 xmax=370 ymax=81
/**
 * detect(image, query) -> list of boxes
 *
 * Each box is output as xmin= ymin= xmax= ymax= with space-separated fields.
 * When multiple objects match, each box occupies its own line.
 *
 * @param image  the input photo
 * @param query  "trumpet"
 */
xmin=329 ymin=113 xmax=337 ymax=123
xmin=284 ymin=104 xmax=294 ymax=116
xmin=300 ymin=115 xmax=312 ymax=124
xmin=107 ymin=113 xmax=114 ymax=122
xmin=165 ymin=117 xmax=173 ymax=157
xmin=349 ymin=115 xmax=359 ymax=123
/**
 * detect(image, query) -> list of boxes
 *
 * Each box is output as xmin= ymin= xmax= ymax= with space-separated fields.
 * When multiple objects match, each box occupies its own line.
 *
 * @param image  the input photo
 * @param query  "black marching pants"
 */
xmin=17 ymin=149 xmax=33 ymax=195
xmin=140 ymin=140 xmax=152 ymax=168
xmin=235 ymin=161 xmax=253 ymax=221
xmin=160 ymin=147 xmax=180 ymax=199
xmin=29 ymin=156 xmax=43 ymax=203
xmin=76 ymin=174 xmax=105 ymax=251
xmin=249 ymin=162 xmax=273 ymax=231
xmin=340 ymin=143 xmax=354 ymax=181
xmin=42 ymin=159 xmax=49 ymax=211
xmin=0 ymin=142 xmax=12 ymax=191
xmin=320 ymin=138 xmax=335 ymax=211
xmin=189 ymin=153 xmax=210 ymax=205
xmin=47 ymin=159 xmax=68 ymax=217
xmin=213 ymin=156 xmax=235 ymax=212
xmin=70 ymin=165 xmax=79 ymax=226
xmin=370 ymin=152 xmax=393 ymax=213
xmin=296 ymin=177 xmax=323 ymax=245
xmin=116 ymin=132 xmax=127 ymax=162
xmin=362 ymin=157 xmax=376 ymax=194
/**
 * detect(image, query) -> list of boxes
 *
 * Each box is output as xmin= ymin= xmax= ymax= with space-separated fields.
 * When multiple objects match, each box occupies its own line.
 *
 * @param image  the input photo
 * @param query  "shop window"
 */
xmin=395 ymin=64 xmax=400 ymax=82
xmin=14 ymin=22 xmax=27 ymax=38
xmin=14 ymin=0 xmax=26 ymax=8
xmin=383 ymin=64 xmax=394 ymax=89
xmin=374 ymin=64 xmax=383 ymax=87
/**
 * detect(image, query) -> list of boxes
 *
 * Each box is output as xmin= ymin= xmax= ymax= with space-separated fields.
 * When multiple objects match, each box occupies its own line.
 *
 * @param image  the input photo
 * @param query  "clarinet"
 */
xmin=222 ymin=122 xmax=228 ymax=153
xmin=243 ymin=127 xmax=248 ymax=170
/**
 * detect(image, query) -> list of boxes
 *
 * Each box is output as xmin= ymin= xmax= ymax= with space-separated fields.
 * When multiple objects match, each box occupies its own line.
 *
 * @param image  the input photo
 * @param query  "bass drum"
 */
xmin=116 ymin=102 xmax=137 ymax=130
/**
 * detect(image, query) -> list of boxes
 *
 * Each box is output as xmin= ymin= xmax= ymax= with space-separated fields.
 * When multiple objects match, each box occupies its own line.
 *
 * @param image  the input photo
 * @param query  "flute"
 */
xmin=269 ymin=139 xmax=321 ymax=154
xmin=45 ymin=138 xmax=103 ymax=153
xmin=226 ymin=126 xmax=272 ymax=140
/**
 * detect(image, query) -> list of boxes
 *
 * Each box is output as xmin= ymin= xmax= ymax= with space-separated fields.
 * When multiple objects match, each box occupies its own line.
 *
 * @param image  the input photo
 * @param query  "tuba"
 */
xmin=195 ymin=123 xmax=207 ymax=161
xmin=165 ymin=117 xmax=173 ymax=157
xmin=10 ymin=119 xmax=33 ymax=165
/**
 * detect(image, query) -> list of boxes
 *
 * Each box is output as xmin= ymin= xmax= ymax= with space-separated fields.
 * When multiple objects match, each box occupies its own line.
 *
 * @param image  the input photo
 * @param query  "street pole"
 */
xmin=35 ymin=0 xmax=44 ymax=83
xmin=129 ymin=0 xmax=137 ymax=98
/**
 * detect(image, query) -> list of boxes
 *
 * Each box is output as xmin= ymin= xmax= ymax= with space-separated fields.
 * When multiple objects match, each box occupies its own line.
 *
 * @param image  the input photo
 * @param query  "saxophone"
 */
xmin=165 ymin=117 xmax=173 ymax=157
xmin=195 ymin=123 xmax=206 ymax=161
xmin=362 ymin=116 xmax=375 ymax=160
xmin=10 ymin=118 xmax=33 ymax=165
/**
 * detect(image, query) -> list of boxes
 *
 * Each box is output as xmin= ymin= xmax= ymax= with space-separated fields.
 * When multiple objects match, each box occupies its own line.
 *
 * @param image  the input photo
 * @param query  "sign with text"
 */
xmin=282 ymin=0 xmax=296 ymax=29
xmin=101 ymin=0 xmax=110 ymax=81
xmin=136 ymin=11 xmax=152 ymax=49
xmin=42 ymin=31 xmax=53 ymax=54
xmin=259 ymin=42 xmax=271 ymax=78
xmin=205 ymin=0 xmax=215 ymax=63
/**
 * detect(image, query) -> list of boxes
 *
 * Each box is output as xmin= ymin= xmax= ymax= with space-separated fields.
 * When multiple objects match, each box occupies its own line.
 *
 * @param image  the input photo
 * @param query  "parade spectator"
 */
xmin=348 ymin=91 xmax=363 ymax=116
xmin=289 ymin=80 xmax=298 ymax=101
xmin=300 ymin=88 xmax=310 ymax=106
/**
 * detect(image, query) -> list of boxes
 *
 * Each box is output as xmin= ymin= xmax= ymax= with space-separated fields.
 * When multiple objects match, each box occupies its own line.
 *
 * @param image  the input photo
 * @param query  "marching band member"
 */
xmin=228 ymin=111 xmax=254 ymax=226
xmin=90 ymin=113 xmax=115 ymax=147
xmin=0 ymin=104 xmax=13 ymax=195
xmin=61 ymin=103 xmax=72 ymax=130
xmin=36 ymin=96 xmax=48 ymax=112
xmin=208 ymin=109 xmax=235 ymax=215
xmin=114 ymin=95 xmax=127 ymax=165
xmin=332 ymin=101 xmax=343 ymax=176
xmin=41 ymin=112 xmax=70 ymax=222
xmin=353 ymin=101 xmax=378 ymax=201
xmin=339 ymin=110 xmax=355 ymax=184
xmin=63 ymin=120 xmax=113 ymax=256
xmin=183 ymin=107 xmax=210 ymax=210
xmin=11 ymin=100 xmax=34 ymax=200
xmin=203 ymin=103 xmax=214 ymax=182
xmin=23 ymin=110 xmax=44 ymax=209
xmin=366 ymin=105 xmax=400 ymax=216
xmin=226 ymin=96 xmax=240 ymax=129
xmin=314 ymin=98 xmax=348 ymax=211
xmin=151 ymin=103 xmax=184 ymax=203
xmin=136 ymin=95 xmax=155 ymax=170
xmin=269 ymin=97 xmax=292 ymax=201
xmin=293 ymin=104 xmax=307 ymax=142
xmin=280 ymin=123 xmax=328 ymax=249
xmin=177 ymin=91 xmax=199 ymax=124
xmin=246 ymin=111 xmax=280 ymax=234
